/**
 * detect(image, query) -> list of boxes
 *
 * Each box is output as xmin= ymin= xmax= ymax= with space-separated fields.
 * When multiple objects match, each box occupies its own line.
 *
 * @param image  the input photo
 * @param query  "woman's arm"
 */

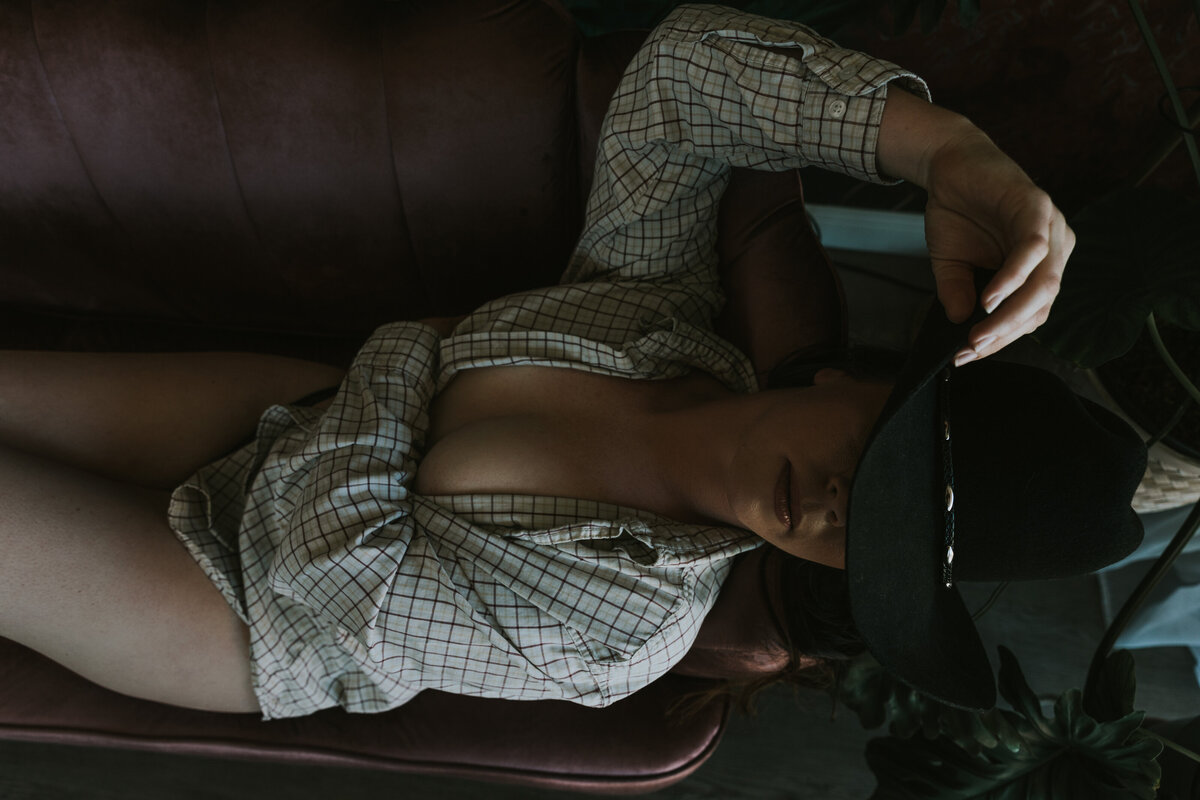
xmin=568 ymin=4 xmax=1071 ymax=364
xmin=877 ymin=87 xmax=1075 ymax=365
xmin=563 ymin=3 xmax=928 ymax=299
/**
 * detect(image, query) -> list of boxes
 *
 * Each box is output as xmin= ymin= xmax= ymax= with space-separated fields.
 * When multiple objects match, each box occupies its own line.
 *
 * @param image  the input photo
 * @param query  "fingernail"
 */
xmin=954 ymin=349 xmax=979 ymax=367
xmin=983 ymin=295 xmax=1001 ymax=314
xmin=974 ymin=335 xmax=997 ymax=353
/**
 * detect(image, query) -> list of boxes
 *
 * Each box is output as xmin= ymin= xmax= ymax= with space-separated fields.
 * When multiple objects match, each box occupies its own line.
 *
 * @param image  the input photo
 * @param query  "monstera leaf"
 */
xmin=841 ymin=647 xmax=1163 ymax=799
xmin=1036 ymin=188 xmax=1200 ymax=369
xmin=1084 ymin=649 xmax=1138 ymax=724
xmin=841 ymin=652 xmax=999 ymax=747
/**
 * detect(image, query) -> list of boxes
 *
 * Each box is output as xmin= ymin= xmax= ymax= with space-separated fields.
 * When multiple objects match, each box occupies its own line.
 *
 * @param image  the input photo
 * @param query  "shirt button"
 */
xmin=828 ymin=99 xmax=847 ymax=118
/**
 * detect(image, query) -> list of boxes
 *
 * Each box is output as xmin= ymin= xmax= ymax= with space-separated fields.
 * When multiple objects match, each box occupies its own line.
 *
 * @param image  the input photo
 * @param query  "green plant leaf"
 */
xmin=866 ymin=707 xmax=1161 ymax=799
xmin=866 ymin=734 xmax=1009 ymax=799
xmin=995 ymin=647 xmax=1053 ymax=737
xmin=840 ymin=652 xmax=964 ymax=740
xmin=863 ymin=648 xmax=1162 ymax=799
xmin=1035 ymin=188 xmax=1200 ymax=368
xmin=840 ymin=653 xmax=892 ymax=730
xmin=984 ymin=707 xmax=1026 ymax=754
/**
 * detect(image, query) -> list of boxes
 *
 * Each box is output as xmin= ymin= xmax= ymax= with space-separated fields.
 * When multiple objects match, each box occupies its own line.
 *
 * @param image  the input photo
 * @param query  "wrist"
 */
xmin=877 ymin=85 xmax=978 ymax=188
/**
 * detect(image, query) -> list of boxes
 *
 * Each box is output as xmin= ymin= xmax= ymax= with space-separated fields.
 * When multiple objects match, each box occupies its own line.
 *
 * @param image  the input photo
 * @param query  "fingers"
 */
xmin=953 ymin=271 xmax=1058 ymax=365
xmin=976 ymin=195 xmax=1055 ymax=312
xmin=953 ymin=199 xmax=1074 ymax=366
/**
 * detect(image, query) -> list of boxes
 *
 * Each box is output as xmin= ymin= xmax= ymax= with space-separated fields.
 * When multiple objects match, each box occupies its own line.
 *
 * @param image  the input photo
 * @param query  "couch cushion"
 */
xmin=0 ymin=637 xmax=727 ymax=793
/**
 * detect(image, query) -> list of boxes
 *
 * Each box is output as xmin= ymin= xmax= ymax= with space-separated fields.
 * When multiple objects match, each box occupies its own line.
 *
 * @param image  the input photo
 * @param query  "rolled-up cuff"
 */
xmin=799 ymin=61 xmax=931 ymax=185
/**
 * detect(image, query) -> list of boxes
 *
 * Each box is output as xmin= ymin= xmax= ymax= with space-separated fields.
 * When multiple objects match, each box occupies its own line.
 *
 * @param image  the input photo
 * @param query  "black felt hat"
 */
xmin=845 ymin=309 xmax=1147 ymax=710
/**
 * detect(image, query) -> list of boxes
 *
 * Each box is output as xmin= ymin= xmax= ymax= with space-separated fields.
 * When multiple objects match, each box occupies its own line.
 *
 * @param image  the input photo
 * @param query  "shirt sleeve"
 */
xmin=562 ymin=3 xmax=930 ymax=289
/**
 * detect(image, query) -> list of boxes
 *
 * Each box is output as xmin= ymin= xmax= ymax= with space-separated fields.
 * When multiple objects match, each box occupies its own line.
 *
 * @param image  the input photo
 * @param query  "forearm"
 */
xmin=876 ymin=85 xmax=981 ymax=188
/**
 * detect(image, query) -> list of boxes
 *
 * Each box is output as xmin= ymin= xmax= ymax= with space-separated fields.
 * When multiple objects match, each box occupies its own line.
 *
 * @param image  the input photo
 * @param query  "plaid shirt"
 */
xmin=170 ymin=4 xmax=928 ymax=720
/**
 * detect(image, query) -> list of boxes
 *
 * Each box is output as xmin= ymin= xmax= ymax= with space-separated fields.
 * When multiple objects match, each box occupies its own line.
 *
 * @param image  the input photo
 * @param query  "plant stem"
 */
xmin=1146 ymin=398 xmax=1190 ymax=448
xmin=1085 ymin=501 xmax=1200 ymax=715
xmin=1127 ymin=0 xmax=1200 ymax=187
xmin=1146 ymin=313 xmax=1200 ymax=410
xmin=1132 ymin=96 xmax=1200 ymax=188
xmin=1144 ymin=729 xmax=1200 ymax=766
xmin=970 ymin=581 xmax=1010 ymax=621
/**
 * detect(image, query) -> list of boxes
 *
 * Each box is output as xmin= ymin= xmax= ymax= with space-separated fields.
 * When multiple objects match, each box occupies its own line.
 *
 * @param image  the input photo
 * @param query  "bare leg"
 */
xmin=0 ymin=349 xmax=347 ymax=712
xmin=0 ymin=443 xmax=260 ymax=713
xmin=0 ymin=351 xmax=345 ymax=489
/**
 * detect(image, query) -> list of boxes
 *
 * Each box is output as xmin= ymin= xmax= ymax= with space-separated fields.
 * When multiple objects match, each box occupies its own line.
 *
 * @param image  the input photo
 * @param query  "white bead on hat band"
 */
xmin=941 ymin=368 xmax=957 ymax=588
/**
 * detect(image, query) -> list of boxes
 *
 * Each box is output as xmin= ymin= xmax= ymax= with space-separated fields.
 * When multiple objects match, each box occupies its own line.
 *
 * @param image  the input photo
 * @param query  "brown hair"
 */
xmin=729 ymin=554 xmax=865 ymax=713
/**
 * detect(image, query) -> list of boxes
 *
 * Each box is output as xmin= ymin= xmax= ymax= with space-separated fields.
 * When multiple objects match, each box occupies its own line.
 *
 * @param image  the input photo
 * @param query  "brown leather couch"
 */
xmin=0 ymin=0 xmax=847 ymax=792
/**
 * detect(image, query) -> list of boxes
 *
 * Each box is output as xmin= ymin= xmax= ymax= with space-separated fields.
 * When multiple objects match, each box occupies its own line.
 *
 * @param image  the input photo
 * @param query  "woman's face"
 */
xmin=721 ymin=369 xmax=892 ymax=569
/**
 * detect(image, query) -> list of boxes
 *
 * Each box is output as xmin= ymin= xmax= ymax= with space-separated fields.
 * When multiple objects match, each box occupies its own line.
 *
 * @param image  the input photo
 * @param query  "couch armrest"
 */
xmin=716 ymin=169 xmax=849 ymax=388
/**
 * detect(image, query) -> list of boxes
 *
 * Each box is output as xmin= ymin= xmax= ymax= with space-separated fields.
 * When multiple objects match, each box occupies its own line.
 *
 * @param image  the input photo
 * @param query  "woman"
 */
xmin=0 ymin=5 xmax=1091 ymax=719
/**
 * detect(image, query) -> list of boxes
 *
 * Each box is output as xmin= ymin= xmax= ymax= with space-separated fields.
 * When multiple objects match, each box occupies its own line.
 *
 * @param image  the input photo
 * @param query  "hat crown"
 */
xmin=949 ymin=362 xmax=1146 ymax=581
xmin=846 ymin=310 xmax=1146 ymax=710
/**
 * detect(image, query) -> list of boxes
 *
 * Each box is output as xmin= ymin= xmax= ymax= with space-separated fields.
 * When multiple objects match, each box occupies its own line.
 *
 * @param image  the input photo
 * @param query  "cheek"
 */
xmin=829 ymin=405 xmax=875 ymax=477
xmin=796 ymin=453 xmax=829 ymax=488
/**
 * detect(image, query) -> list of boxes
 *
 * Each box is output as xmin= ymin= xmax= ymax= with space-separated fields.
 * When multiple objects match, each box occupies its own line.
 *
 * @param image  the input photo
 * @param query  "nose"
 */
xmin=825 ymin=475 xmax=849 ymax=528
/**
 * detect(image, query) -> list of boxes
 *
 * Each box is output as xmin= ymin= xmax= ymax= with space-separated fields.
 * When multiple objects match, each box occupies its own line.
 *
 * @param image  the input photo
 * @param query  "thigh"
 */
xmin=0 ymin=443 xmax=260 ymax=714
xmin=0 ymin=350 xmax=345 ymax=489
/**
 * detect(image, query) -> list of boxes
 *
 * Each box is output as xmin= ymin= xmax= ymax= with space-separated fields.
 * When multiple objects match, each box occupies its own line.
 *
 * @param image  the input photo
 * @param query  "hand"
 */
xmin=877 ymin=88 xmax=1075 ymax=364
xmin=922 ymin=129 xmax=1075 ymax=365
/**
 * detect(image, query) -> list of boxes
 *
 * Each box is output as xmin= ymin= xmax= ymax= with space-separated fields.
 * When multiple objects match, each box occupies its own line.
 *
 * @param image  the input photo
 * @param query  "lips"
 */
xmin=774 ymin=460 xmax=793 ymax=531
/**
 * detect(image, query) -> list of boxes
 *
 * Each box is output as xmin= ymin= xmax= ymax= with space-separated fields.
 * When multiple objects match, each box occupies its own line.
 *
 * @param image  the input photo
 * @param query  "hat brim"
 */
xmin=846 ymin=308 xmax=997 ymax=710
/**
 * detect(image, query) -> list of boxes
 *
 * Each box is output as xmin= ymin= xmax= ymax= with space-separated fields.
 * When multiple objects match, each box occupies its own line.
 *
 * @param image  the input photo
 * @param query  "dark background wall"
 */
xmin=563 ymin=0 xmax=1200 ymax=214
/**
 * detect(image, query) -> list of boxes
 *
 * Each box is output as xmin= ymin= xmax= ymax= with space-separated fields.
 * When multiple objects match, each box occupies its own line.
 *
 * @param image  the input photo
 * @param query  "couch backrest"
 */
xmin=0 ymin=0 xmax=607 ymax=335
